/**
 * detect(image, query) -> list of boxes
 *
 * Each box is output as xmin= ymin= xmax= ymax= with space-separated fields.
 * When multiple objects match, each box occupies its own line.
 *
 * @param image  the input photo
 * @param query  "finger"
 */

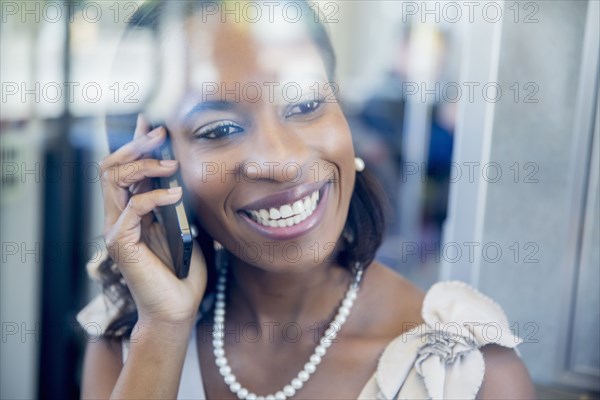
xmin=100 ymin=143 xmax=175 ymax=228
xmin=105 ymin=187 xmax=182 ymax=263
xmin=133 ymin=114 xmax=155 ymax=160
xmin=129 ymin=114 xmax=162 ymax=194
xmin=117 ymin=187 xmax=183 ymax=237
xmin=182 ymin=240 xmax=208 ymax=296
xmin=106 ymin=158 xmax=179 ymax=189
xmin=99 ymin=126 xmax=166 ymax=171
xmin=105 ymin=188 xmax=181 ymax=282
xmin=134 ymin=113 xmax=151 ymax=138
xmin=129 ymin=114 xmax=169 ymax=194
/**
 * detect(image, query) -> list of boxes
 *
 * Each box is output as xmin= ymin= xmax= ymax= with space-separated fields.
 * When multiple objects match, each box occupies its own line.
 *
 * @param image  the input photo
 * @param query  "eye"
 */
xmin=193 ymin=121 xmax=243 ymax=139
xmin=286 ymin=99 xmax=324 ymax=118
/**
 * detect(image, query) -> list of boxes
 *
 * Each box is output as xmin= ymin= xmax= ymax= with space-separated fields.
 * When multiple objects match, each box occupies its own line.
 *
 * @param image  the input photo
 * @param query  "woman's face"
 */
xmin=165 ymin=14 xmax=356 ymax=272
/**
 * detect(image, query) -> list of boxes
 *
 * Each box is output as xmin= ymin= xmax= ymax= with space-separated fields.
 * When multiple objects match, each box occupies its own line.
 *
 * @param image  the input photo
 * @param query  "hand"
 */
xmin=99 ymin=114 xmax=207 ymax=328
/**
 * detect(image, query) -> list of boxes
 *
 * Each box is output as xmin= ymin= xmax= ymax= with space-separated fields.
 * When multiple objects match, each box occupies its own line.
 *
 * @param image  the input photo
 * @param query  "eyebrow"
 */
xmin=182 ymin=101 xmax=236 ymax=123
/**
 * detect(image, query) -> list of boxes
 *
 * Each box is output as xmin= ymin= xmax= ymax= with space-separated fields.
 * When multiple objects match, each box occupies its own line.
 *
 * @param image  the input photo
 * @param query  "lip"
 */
xmin=238 ymin=182 xmax=331 ymax=241
xmin=239 ymin=181 xmax=326 ymax=212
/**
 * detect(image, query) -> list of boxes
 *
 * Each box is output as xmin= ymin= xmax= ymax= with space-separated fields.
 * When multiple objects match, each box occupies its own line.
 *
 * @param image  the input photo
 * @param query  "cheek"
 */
xmin=304 ymin=108 xmax=356 ymax=252
xmin=314 ymin=107 xmax=356 ymax=194
xmin=176 ymin=146 xmax=234 ymax=235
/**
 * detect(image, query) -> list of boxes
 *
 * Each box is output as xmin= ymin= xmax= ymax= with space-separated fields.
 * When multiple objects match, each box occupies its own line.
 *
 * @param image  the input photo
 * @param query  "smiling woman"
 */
xmin=76 ymin=1 xmax=534 ymax=399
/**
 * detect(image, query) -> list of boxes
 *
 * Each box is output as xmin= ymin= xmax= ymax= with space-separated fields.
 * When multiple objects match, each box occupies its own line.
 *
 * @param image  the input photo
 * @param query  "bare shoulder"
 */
xmin=353 ymin=260 xmax=426 ymax=338
xmin=364 ymin=260 xmax=425 ymax=302
xmin=81 ymin=337 xmax=123 ymax=399
xmin=476 ymin=344 xmax=536 ymax=399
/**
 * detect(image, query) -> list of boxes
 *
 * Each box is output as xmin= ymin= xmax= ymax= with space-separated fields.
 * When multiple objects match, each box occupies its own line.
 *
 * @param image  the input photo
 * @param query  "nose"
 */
xmin=242 ymin=114 xmax=312 ymax=183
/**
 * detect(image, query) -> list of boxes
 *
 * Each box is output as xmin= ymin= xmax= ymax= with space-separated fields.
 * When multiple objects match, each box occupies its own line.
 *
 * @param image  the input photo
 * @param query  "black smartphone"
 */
xmin=153 ymin=127 xmax=193 ymax=279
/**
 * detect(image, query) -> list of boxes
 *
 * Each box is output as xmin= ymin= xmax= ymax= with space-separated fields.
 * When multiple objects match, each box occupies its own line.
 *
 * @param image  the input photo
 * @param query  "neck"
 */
xmin=225 ymin=254 xmax=353 ymax=328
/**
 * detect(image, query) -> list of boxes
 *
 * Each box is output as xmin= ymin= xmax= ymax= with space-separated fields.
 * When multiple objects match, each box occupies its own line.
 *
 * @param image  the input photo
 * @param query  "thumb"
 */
xmin=182 ymin=240 xmax=208 ymax=298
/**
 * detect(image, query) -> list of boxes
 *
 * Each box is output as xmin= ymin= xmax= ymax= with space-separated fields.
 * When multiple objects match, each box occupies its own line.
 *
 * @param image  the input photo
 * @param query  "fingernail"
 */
xmin=148 ymin=127 xmax=163 ymax=137
xmin=167 ymin=187 xmax=182 ymax=194
xmin=160 ymin=159 xmax=178 ymax=167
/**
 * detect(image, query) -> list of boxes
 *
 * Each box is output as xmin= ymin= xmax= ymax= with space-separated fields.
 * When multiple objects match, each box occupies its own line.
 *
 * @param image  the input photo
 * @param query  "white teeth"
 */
xmin=259 ymin=209 xmax=270 ymax=219
xmin=280 ymin=205 xmax=293 ymax=219
xmin=245 ymin=189 xmax=322 ymax=228
xmin=269 ymin=208 xmax=281 ymax=220
xmin=293 ymin=200 xmax=304 ymax=214
xmin=303 ymin=197 xmax=311 ymax=212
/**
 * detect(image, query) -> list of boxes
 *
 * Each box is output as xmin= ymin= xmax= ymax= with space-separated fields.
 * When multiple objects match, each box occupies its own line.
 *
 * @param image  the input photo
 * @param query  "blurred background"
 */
xmin=1 ymin=0 xmax=598 ymax=399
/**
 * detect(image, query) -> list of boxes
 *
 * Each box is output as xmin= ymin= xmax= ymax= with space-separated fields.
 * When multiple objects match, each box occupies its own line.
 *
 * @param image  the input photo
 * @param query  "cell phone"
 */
xmin=153 ymin=127 xmax=193 ymax=279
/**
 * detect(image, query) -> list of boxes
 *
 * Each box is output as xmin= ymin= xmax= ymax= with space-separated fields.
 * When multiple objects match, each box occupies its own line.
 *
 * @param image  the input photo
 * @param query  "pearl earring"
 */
xmin=354 ymin=157 xmax=365 ymax=172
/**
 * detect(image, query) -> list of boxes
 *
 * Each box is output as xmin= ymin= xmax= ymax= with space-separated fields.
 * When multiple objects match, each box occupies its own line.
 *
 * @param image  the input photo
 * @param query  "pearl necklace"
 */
xmin=211 ymin=253 xmax=364 ymax=400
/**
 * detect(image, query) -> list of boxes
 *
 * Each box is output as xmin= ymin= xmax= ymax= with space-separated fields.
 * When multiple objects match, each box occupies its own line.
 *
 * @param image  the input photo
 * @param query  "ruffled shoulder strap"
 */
xmin=76 ymin=292 xmax=215 ymax=364
xmin=76 ymin=292 xmax=122 ymax=337
xmin=374 ymin=281 xmax=522 ymax=400
xmin=76 ymin=247 xmax=122 ymax=338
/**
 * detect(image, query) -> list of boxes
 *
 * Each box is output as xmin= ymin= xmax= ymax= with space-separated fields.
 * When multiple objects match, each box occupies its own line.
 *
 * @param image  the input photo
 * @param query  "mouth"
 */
xmin=238 ymin=183 xmax=330 ymax=240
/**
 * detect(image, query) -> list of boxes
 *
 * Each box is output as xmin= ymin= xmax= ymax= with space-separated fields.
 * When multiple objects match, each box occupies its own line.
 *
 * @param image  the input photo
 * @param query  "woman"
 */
xmin=78 ymin=1 xmax=535 ymax=398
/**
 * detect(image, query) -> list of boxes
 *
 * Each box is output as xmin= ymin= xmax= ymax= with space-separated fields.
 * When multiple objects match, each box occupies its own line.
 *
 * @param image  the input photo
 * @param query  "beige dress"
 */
xmin=77 ymin=280 xmax=522 ymax=399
